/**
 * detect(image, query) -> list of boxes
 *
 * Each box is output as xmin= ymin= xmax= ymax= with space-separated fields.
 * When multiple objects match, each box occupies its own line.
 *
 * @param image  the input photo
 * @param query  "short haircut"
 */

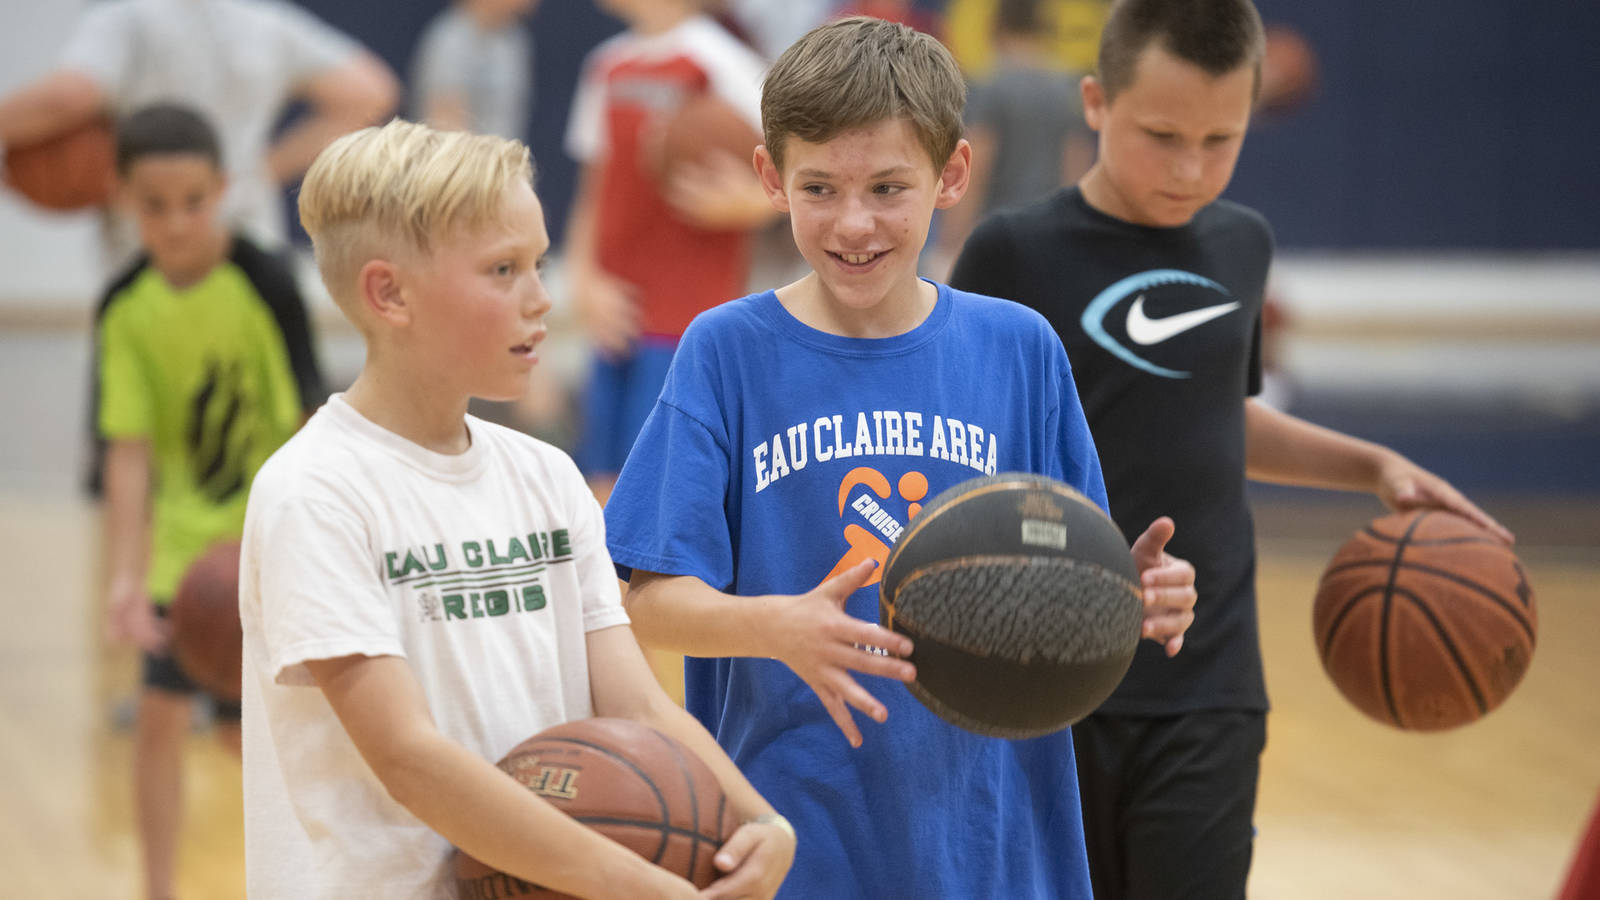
xmin=115 ymin=103 xmax=223 ymax=174
xmin=297 ymin=118 xmax=534 ymax=307
xmin=1097 ymin=0 xmax=1266 ymax=102
xmin=760 ymin=16 xmax=965 ymax=173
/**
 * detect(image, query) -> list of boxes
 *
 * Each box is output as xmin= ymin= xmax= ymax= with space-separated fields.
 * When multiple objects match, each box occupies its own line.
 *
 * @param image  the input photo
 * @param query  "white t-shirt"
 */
xmin=239 ymin=395 xmax=630 ymax=899
xmin=59 ymin=0 xmax=360 ymax=255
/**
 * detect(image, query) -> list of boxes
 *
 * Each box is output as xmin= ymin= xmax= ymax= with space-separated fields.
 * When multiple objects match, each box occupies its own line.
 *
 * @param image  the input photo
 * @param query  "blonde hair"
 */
xmin=298 ymin=118 xmax=534 ymax=307
xmin=761 ymin=17 xmax=965 ymax=173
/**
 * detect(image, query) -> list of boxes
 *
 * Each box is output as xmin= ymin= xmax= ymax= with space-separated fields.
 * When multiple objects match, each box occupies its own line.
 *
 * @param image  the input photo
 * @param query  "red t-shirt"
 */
xmin=566 ymin=16 xmax=767 ymax=339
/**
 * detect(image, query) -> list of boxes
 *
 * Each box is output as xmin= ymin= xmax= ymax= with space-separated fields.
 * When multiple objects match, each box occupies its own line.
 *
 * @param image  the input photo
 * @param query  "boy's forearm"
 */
xmin=1244 ymin=398 xmax=1395 ymax=493
xmin=311 ymin=654 xmax=683 ymax=898
xmin=386 ymin=730 xmax=681 ymax=896
xmin=0 ymin=71 xmax=104 ymax=148
xmin=624 ymin=572 xmax=777 ymax=660
xmin=267 ymin=55 xmax=397 ymax=184
xmin=635 ymin=693 xmax=777 ymax=824
xmin=102 ymin=440 xmax=151 ymax=588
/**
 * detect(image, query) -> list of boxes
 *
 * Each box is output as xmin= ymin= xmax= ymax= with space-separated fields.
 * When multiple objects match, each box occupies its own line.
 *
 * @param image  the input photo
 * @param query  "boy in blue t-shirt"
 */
xmin=603 ymin=18 xmax=1198 ymax=898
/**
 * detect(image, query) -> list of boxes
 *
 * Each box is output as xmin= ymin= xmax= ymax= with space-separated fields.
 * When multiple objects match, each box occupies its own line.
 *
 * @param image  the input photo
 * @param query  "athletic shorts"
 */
xmin=143 ymin=604 xmax=241 ymax=720
xmin=1072 ymin=709 xmax=1267 ymax=900
xmin=574 ymin=337 xmax=679 ymax=477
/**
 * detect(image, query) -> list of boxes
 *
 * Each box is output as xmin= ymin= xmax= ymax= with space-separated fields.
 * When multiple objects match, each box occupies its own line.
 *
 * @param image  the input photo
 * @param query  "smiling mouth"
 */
xmin=832 ymin=250 xmax=885 ymax=266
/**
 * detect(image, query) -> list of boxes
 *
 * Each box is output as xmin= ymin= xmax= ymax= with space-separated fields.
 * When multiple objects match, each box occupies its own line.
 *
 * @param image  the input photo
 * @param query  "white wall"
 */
xmin=0 ymin=0 xmax=102 ymax=309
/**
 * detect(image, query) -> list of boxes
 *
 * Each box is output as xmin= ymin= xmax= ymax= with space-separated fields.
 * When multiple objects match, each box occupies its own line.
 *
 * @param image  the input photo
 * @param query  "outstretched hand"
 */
xmin=1376 ymin=455 xmax=1514 ymax=545
xmin=1130 ymin=517 xmax=1197 ymax=657
xmin=767 ymin=559 xmax=915 ymax=748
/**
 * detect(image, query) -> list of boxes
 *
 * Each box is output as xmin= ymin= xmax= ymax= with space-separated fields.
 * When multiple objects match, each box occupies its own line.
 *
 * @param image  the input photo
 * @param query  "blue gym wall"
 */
xmin=300 ymin=0 xmax=1597 ymax=251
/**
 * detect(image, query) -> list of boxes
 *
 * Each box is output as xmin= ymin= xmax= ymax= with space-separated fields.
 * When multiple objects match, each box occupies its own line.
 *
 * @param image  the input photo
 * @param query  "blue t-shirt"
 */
xmin=606 ymin=284 xmax=1106 ymax=899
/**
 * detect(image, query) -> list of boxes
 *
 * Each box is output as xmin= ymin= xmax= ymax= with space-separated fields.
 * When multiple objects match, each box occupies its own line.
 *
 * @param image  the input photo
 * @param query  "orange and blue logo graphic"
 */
xmin=824 ymin=466 xmax=929 ymax=587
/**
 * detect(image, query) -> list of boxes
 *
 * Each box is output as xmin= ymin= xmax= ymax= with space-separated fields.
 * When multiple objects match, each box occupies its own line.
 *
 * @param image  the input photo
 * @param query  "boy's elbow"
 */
xmin=318 ymin=54 xmax=400 ymax=126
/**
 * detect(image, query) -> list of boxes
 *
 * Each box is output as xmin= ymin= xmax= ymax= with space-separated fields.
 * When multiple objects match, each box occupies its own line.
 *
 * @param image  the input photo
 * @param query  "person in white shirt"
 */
xmin=0 ymin=0 xmax=396 ymax=270
xmin=240 ymin=118 xmax=795 ymax=899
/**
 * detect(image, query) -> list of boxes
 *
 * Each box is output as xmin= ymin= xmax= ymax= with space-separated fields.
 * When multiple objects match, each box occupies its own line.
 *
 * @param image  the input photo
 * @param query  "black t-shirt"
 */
xmin=949 ymin=186 xmax=1274 ymax=714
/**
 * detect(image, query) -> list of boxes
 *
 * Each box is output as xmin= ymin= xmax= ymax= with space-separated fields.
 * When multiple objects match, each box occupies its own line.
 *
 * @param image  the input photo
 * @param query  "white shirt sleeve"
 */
xmin=564 ymin=47 xmax=611 ymax=163
xmin=251 ymin=495 xmax=404 ymax=686
xmin=56 ymin=2 xmax=138 ymax=95
xmin=564 ymin=458 xmax=631 ymax=632
xmin=694 ymin=21 xmax=767 ymax=132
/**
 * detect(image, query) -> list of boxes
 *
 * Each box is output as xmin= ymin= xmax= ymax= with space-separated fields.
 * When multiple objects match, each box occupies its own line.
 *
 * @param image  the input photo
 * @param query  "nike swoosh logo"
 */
xmin=1080 ymin=269 xmax=1234 ymax=379
xmin=1124 ymin=295 xmax=1241 ymax=346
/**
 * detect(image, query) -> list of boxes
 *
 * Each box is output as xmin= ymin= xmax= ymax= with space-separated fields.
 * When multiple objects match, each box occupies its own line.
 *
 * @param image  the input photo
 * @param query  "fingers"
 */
xmin=816 ymin=688 xmax=864 ymax=748
xmin=713 ymin=824 xmax=759 ymax=875
xmin=821 ymin=558 xmax=879 ymax=600
xmin=1130 ymin=516 xmax=1176 ymax=571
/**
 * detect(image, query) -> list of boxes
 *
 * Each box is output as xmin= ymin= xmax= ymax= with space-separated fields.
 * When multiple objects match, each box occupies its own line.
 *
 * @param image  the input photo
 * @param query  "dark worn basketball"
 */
xmin=879 ymin=472 xmax=1143 ymax=738
xmin=2 ymin=118 xmax=116 ymax=211
xmin=653 ymin=93 xmax=760 ymax=181
xmin=1313 ymin=510 xmax=1537 ymax=731
xmin=170 ymin=540 xmax=243 ymax=701
xmin=453 ymin=718 xmax=739 ymax=898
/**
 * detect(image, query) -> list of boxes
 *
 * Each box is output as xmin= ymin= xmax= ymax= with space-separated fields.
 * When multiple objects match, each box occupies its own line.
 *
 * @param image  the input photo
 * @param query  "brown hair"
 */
xmin=760 ymin=16 xmax=965 ymax=172
xmin=1096 ymin=0 xmax=1265 ymax=101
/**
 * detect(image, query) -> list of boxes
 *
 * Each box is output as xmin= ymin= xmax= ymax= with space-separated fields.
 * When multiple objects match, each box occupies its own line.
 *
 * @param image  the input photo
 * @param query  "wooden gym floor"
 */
xmin=1 ymin=491 xmax=1595 ymax=899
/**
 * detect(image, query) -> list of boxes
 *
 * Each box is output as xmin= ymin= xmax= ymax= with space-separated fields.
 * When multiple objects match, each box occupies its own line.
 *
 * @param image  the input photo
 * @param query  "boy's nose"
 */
xmin=836 ymin=197 xmax=875 ymax=239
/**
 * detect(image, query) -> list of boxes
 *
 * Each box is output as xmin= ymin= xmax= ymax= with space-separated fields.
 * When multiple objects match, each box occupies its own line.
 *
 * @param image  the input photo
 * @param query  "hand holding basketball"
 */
xmin=1129 ymin=516 xmax=1197 ymax=656
xmin=766 ymin=558 xmax=916 ymax=749
xmin=704 ymin=817 xmax=796 ymax=900
xmin=1376 ymin=452 xmax=1514 ymax=545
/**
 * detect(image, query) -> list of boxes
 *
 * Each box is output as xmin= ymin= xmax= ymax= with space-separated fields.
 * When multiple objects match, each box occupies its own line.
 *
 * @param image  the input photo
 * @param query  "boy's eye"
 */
xmin=873 ymin=183 xmax=904 ymax=195
xmin=802 ymin=184 xmax=829 ymax=196
xmin=495 ymin=262 xmax=516 ymax=276
xmin=534 ymin=256 xmax=548 ymax=273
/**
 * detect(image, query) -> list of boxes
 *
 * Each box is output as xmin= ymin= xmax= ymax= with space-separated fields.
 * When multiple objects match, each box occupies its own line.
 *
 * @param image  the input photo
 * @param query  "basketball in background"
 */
xmin=2 ymin=118 xmax=116 ymax=211
xmin=453 ymin=717 xmax=739 ymax=898
xmin=652 ymin=93 xmax=761 ymax=182
xmin=170 ymin=540 xmax=244 ymax=701
xmin=1313 ymin=510 xmax=1537 ymax=731
xmin=879 ymin=472 xmax=1143 ymax=739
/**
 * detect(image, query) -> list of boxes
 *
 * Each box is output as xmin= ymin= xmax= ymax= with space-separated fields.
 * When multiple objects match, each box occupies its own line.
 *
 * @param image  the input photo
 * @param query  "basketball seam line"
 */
xmin=1322 ymin=558 xmax=1536 ymax=641
xmin=1380 ymin=513 xmax=1431 ymax=727
xmin=1395 ymin=588 xmax=1489 ymax=716
xmin=523 ymin=736 xmax=671 ymax=865
xmin=653 ymin=730 xmax=705 ymax=880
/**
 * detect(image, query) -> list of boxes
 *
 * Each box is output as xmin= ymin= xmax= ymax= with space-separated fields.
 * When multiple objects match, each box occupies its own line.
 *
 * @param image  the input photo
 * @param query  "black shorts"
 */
xmin=1072 ymin=709 xmax=1267 ymax=900
xmin=143 ymin=604 xmax=241 ymax=721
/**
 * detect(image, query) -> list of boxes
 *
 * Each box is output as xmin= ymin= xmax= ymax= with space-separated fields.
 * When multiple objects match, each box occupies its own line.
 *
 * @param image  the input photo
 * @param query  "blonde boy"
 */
xmin=603 ymin=19 xmax=1196 ymax=898
xmin=239 ymin=119 xmax=793 ymax=899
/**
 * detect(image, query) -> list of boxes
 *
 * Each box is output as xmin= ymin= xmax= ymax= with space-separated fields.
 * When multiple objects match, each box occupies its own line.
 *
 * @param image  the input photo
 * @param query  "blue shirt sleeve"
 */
xmin=604 ymin=397 xmax=735 ymax=590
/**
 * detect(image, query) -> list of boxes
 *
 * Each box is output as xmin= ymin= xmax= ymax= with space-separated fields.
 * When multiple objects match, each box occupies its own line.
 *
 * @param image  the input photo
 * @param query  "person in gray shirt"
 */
xmin=933 ymin=0 xmax=1094 ymax=273
xmin=410 ymin=0 xmax=537 ymax=141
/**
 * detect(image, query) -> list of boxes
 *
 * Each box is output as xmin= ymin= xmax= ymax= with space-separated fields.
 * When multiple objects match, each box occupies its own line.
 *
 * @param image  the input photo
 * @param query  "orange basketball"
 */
xmin=3 ymin=118 xmax=116 ymax=211
xmin=653 ymin=93 xmax=761 ymax=181
xmin=170 ymin=541 xmax=244 ymax=702
xmin=453 ymin=718 xmax=739 ymax=898
xmin=1312 ymin=510 xmax=1536 ymax=731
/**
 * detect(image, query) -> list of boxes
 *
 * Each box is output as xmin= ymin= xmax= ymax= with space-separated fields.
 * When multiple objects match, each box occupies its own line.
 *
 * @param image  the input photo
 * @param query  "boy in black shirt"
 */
xmin=949 ymin=0 xmax=1511 ymax=897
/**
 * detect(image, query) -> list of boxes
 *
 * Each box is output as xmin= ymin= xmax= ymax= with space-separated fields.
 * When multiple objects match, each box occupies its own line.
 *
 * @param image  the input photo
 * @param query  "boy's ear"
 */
xmin=934 ymin=139 xmax=973 ymax=210
xmin=356 ymin=258 xmax=411 ymax=327
xmin=1081 ymin=74 xmax=1106 ymax=132
xmin=753 ymin=145 xmax=790 ymax=212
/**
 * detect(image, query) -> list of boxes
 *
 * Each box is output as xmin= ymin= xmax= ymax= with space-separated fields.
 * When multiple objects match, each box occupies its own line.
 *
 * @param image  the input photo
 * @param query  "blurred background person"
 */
xmin=0 ymin=0 xmax=397 ymax=274
xmin=931 ymin=0 xmax=1094 ymax=275
xmin=409 ymin=0 xmax=538 ymax=141
xmin=563 ymin=0 xmax=773 ymax=502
